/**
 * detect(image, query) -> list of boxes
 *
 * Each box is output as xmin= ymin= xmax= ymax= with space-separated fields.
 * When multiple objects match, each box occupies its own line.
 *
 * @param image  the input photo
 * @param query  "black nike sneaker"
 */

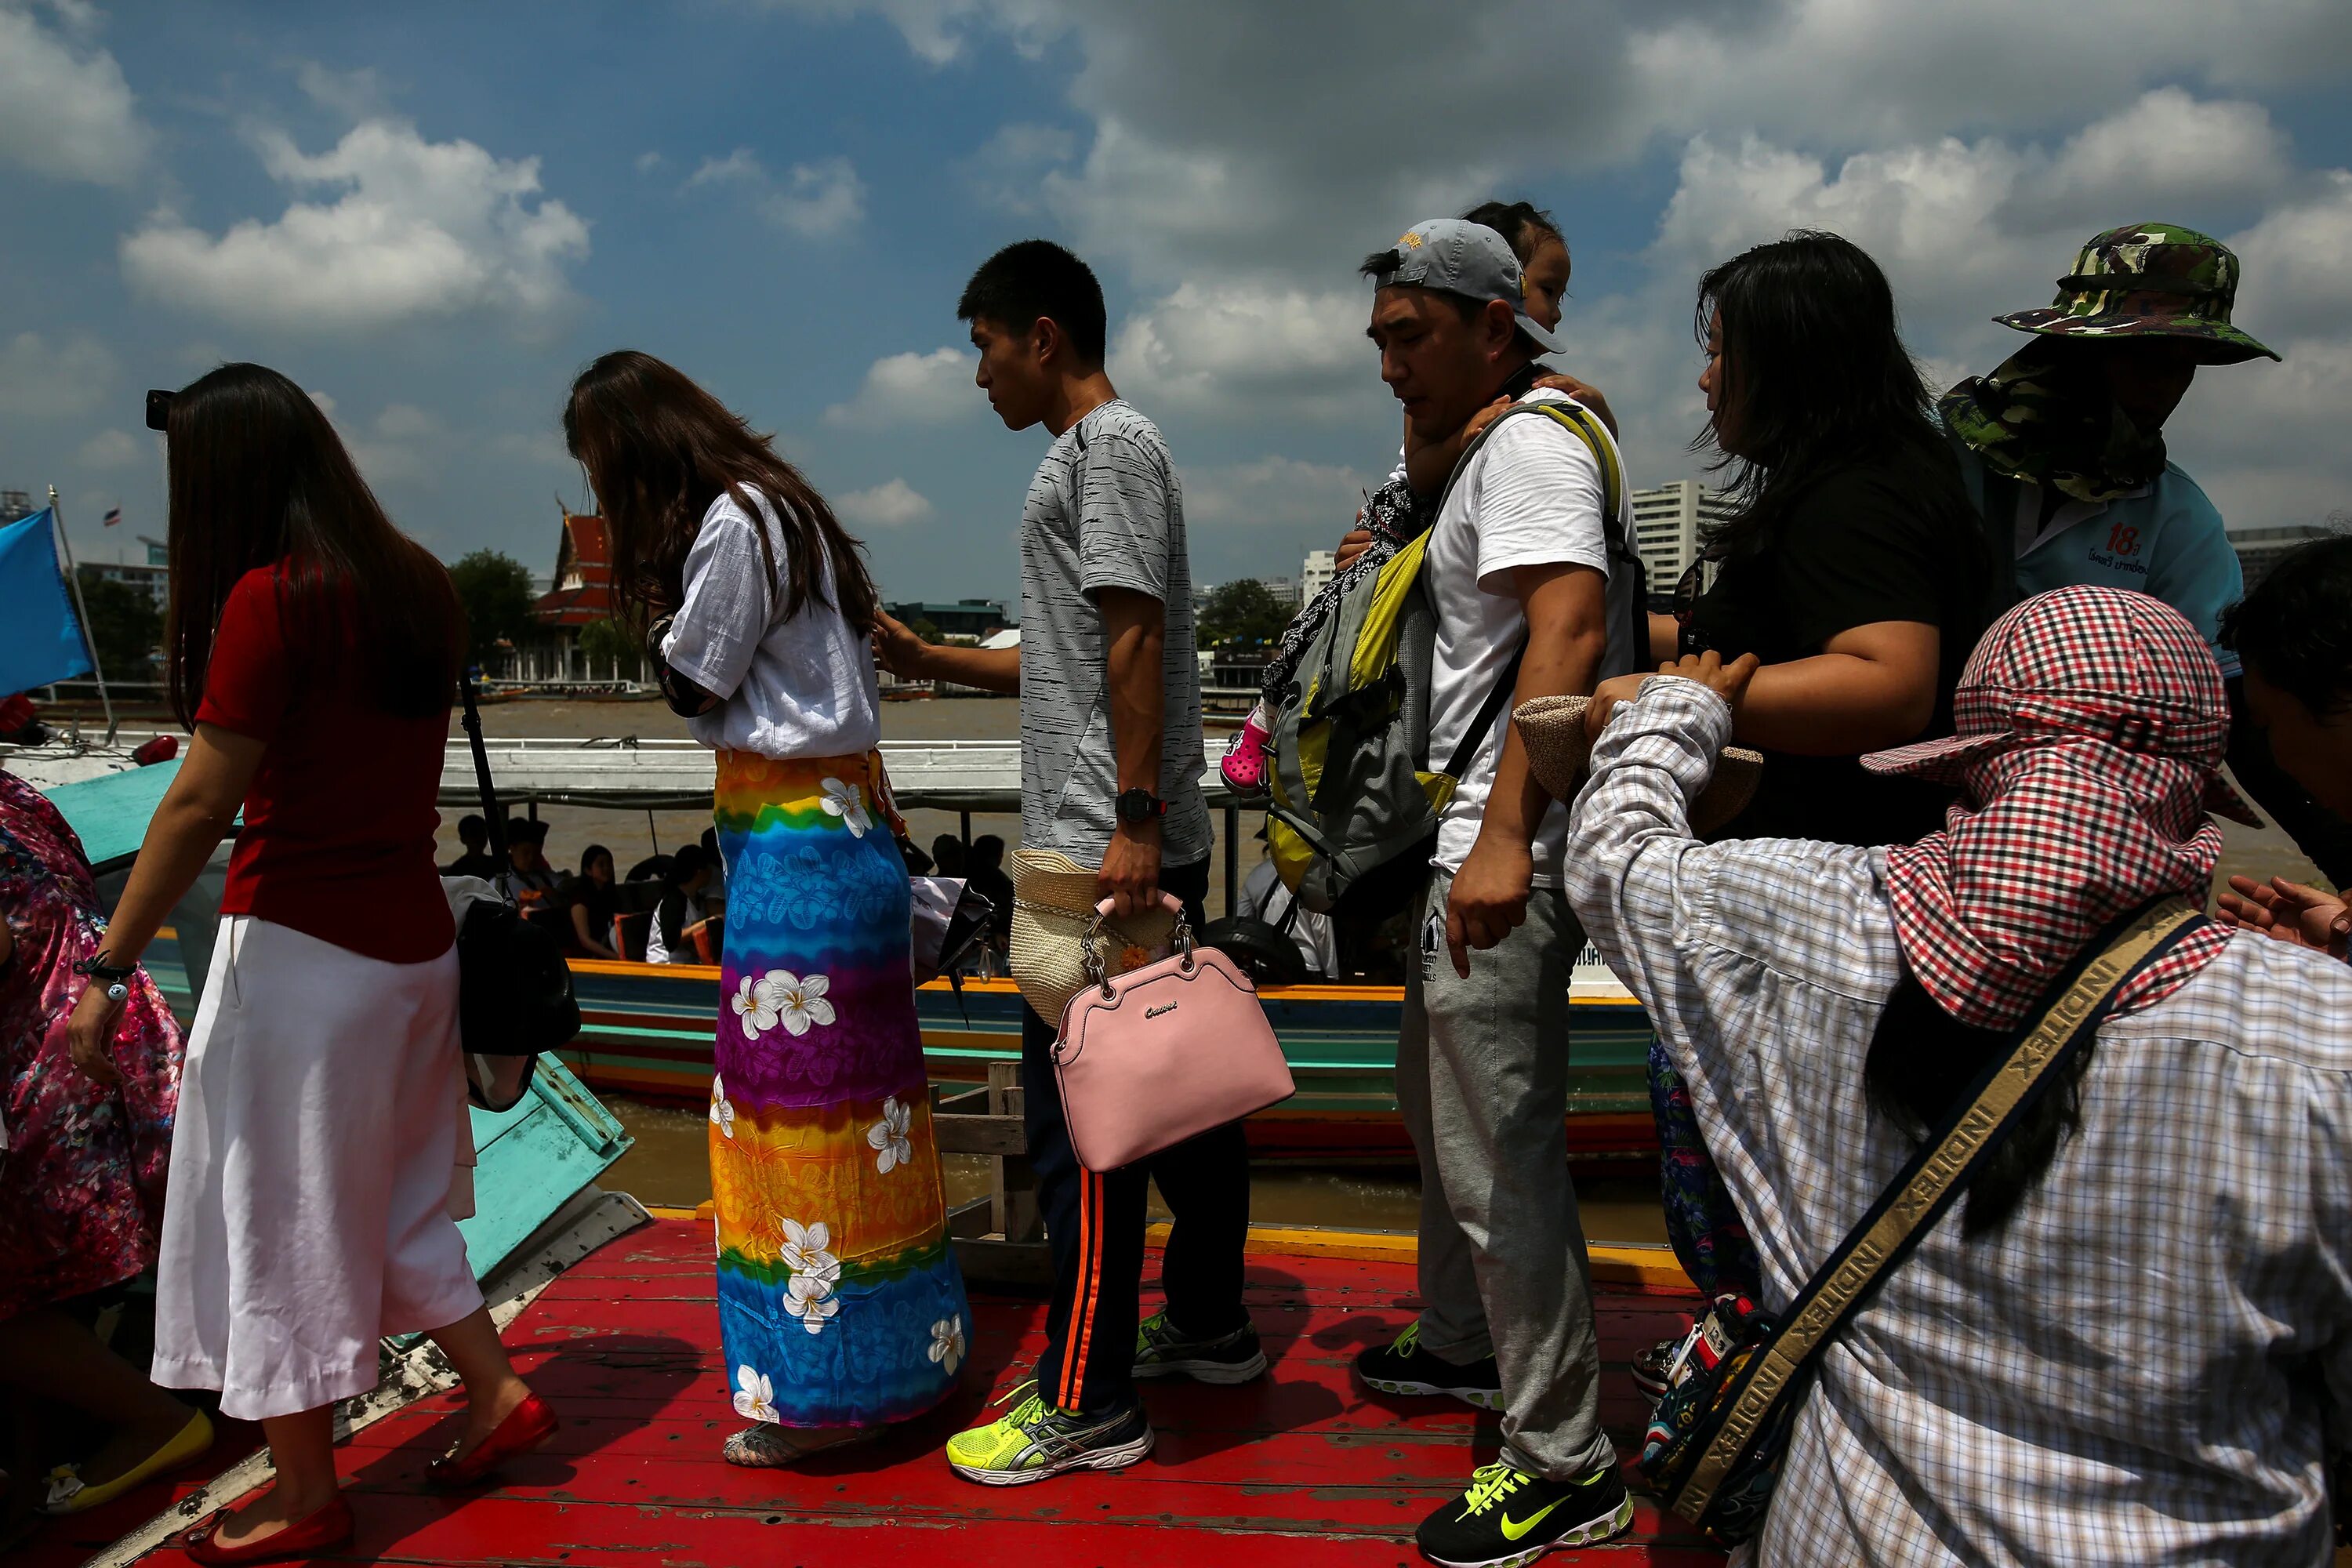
xmin=1414 ymin=1461 xmax=1634 ymax=1567
xmin=1353 ymin=1321 xmax=1504 ymax=1411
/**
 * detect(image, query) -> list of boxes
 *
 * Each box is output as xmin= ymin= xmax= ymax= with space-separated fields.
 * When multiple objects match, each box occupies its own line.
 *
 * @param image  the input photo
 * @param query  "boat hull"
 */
xmin=561 ymin=961 xmax=1660 ymax=1164
xmin=140 ymin=935 xmax=1660 ymax=1165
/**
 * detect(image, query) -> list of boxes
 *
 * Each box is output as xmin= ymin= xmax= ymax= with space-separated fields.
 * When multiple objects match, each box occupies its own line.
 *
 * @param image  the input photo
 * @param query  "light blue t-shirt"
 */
xmin=1950 ymin=442 xmax=2243 ymax=677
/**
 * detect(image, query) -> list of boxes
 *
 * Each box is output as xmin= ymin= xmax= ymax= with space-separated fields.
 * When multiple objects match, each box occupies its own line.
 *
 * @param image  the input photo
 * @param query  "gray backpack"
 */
xmin=1263 ymin=401 xmax=1639 ymax=918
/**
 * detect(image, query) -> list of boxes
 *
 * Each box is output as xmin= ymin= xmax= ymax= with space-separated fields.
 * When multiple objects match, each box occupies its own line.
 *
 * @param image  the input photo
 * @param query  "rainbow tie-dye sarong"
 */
xmin=708 ymin=750 xmax=969 ymax=1428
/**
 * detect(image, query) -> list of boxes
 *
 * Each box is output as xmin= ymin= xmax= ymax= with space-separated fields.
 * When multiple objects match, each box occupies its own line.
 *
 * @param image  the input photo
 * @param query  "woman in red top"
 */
xmin=67 ymin=365 xmax=551 ymax=1564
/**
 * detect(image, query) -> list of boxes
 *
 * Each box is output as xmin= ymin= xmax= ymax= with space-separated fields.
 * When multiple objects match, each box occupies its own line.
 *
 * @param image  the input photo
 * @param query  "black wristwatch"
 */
xmin=1114 ymin=787 xmax=1167 ymax=826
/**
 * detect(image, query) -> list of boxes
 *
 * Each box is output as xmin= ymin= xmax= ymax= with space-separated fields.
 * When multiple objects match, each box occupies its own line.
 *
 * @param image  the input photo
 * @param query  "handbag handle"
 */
xmin=1081 ymin=892 xmax=1193 ymax=996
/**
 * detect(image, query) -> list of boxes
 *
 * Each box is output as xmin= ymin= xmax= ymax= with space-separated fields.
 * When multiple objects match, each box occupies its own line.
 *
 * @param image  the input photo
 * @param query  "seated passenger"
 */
xmin=441 ymin=813 xmax=498 ymax=879
xmin=644 ymin=846 xmax=715 ymax=966
xmin=966 ymin=834 xmax=1016 ymax=956
xmin=1234 ymin=848 xmax=1336 ymax=979
xmin=1565 ymin=586 xmax=2352 ymax=1566
xmin=559 ymin=844 xmax=620 ymax=960
xmin=497 ymin=818 xmax=557 ymax=912
xmin=929 ymin=833 xmax=966 ymax=879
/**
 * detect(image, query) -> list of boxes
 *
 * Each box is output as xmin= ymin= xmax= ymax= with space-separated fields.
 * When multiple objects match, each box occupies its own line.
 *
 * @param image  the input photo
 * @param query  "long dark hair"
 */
xmin=1864 ymin=978 xmax=2089 ymax=1238
xmin=562 ymin=350 xmax=877 ymax=634
xmin=1694 ymin=230 xmax=1948 ymax=556
xmin=163 ymin=362 xmax=463 ymax=728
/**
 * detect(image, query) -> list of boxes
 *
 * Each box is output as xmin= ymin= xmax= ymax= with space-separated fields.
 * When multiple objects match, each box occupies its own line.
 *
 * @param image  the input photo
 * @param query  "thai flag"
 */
xmin=102 ymin=507 xmax=121 ymax=527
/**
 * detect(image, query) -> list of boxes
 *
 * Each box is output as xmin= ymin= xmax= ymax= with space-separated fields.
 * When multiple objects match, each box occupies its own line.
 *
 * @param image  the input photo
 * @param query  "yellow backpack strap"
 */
xmin=1523 ymin=401 xmax=1625 ymax=532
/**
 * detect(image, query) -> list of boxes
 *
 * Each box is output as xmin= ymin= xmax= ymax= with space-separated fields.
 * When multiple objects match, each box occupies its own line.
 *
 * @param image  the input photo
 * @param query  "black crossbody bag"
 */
xmin=452 ymin=673 xmax=583 ymax=1112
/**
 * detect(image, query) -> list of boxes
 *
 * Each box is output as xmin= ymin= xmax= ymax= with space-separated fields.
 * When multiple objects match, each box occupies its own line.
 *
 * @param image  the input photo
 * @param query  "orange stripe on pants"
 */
xmin=1063 ymin=1170 xmax=1103 ymax=1410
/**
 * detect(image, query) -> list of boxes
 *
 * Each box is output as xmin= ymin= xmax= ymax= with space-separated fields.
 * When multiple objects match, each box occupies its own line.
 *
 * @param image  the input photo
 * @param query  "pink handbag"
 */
xmin=1052 ymin=896 xmax=1295 ymax=1172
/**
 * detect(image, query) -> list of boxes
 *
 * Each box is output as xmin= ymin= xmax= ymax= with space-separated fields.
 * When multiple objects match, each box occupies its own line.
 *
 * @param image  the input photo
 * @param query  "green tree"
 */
xmin=579 ymin=617 xmax=639 ymax=678
xmin=1196 ymin=579 xmax=1294 ymax=646
xmin=448 ymin=550 xmax=537 ymax=664
xmin=73 ymin=569 xmax=162 ymax=681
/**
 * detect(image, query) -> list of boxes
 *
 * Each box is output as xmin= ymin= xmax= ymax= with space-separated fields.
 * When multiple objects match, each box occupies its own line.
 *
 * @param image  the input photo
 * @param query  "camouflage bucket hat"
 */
xmin=1994 ymin=222 xmax=2278 ymax=365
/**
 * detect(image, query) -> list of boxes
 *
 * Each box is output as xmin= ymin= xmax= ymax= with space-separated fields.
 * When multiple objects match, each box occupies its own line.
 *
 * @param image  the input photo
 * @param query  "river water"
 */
xmin=438 ymin=691 xmax=2324 ymax=1244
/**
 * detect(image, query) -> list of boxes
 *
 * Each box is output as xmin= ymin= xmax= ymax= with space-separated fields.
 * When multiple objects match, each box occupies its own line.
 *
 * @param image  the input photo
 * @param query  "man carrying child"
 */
xmin=1346 ymin=219 xmax=1644 ymax=1565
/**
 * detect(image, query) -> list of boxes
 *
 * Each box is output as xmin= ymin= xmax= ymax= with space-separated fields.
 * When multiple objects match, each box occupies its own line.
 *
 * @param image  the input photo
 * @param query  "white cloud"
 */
xmin=824 ymin=347 xmax=980 ymax=427
xmin=74 ymin=429 xmax=143 ymax=470
xmin=1109 ymin=281 xmax=1385 ymax=421
xmin=635 ymin=151 xmax=665 ymax=173
xmin=961 ymin=122 xmax=1078 ymax=213
xmin=2230 ymin=170 xmax=2352 ymax=337
xmin=119 ymin=118 xmax=590 ymax=335
xmin=293 ymin=60 xmax=394 ymax=119
xmin=835 ymin=477 xmax=933 ymax=528
xmin=0 ymin=331 xmax=116 ymax=418
xmin=0 ymin=2 xmax=144 ymax=185
xmin=688 ymin=148 xmax=865 ymax=235
xmin=1184 ymin=456 xmax=1367 ymax=539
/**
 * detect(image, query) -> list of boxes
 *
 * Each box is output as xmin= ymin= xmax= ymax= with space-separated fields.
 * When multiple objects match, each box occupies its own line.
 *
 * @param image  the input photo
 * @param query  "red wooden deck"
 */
xmin=29 ymin=1219 xmax=1726 ymax=1566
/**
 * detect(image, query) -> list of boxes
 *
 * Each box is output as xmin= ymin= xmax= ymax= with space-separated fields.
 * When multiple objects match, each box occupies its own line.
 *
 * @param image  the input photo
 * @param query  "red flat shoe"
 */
xmin=424 ymin=1391 xmax=557 ymax=1489
xmin=184 ymin=1494 xmax=354 ymax=1566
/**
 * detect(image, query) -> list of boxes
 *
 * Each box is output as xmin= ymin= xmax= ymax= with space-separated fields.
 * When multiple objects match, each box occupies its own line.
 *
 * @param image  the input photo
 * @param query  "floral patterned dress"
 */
xmin=0 ymin=771 xmax=184 ymax=1319
xmin=706 ymin=750 xmax=969 ymax=1428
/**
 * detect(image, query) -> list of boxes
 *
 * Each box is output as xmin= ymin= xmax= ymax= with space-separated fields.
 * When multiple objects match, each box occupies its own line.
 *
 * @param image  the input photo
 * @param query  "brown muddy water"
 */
xmin=442 ymin=691 xmax=2325 ymax=1247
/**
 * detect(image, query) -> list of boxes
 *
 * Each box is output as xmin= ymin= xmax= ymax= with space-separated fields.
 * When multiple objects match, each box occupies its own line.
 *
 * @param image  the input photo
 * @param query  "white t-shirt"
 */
xmin=662 ymin=491 xmax=881 ymax=760
xmin=1425 ymin=388 xmax=1633 ymax=887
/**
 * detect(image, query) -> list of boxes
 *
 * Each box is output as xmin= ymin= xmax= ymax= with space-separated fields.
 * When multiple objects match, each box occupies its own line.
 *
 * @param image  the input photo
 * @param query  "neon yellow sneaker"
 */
xmin=944 ymin=1381 xmax=1155 ymax=1486
xmin=1414 ymin=1459 xmax=1633 ymax=1567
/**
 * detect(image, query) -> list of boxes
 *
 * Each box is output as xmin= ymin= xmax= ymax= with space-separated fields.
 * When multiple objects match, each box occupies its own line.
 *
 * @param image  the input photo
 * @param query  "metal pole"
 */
xmin=1223 ymin=804 xmax=1240 ymax=918
xmin=47 ymin=487 xmax=117 ymax=746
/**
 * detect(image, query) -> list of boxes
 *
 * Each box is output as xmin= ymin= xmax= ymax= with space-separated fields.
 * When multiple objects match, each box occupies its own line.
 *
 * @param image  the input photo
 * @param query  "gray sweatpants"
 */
xmin=1396 ymin=868 xmax=1613 ymax=1480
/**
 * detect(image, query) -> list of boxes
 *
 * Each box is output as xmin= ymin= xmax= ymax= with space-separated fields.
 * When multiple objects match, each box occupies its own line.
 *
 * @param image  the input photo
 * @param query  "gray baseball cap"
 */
xmin=1369 ymin=218 xmax=1563 ymax=354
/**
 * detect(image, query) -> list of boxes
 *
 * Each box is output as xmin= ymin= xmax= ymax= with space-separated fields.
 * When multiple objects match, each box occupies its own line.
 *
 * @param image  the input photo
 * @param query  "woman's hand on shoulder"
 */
xmin=1583 ymin=651 xmax=1759 ymax=742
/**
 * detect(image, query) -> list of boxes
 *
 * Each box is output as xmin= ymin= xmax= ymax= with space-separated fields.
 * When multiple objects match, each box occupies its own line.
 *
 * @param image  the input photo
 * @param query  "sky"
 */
xmin=4 ymin=0 xmax=2350 ymax=604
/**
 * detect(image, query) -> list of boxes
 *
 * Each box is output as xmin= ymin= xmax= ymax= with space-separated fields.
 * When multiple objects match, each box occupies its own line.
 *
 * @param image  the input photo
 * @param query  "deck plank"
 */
xmin=28 ymin=1218 xmax=1724 ymax=1568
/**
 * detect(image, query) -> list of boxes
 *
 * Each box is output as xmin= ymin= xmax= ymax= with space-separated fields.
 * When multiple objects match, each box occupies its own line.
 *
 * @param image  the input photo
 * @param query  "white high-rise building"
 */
xmin=1630 ymin=480 xmax=1737 ymax=600
xmin=1301 ymin=548 xmax=1337 ymax=601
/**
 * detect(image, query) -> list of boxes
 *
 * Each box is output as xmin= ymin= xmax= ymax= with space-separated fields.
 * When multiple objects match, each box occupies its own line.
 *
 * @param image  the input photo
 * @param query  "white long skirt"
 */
xmin=152 ymin=916 xmax=482 ymax=1421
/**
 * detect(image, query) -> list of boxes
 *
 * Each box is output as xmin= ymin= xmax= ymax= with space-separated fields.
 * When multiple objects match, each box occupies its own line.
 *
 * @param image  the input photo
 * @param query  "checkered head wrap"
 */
xmin=1859 ymin=586 xmax=2248 ymax=1029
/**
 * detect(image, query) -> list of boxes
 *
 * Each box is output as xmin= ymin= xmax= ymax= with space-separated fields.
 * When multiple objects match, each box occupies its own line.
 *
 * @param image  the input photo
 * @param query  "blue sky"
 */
xmin=4 ymin=0 xmax=2350 ymax=604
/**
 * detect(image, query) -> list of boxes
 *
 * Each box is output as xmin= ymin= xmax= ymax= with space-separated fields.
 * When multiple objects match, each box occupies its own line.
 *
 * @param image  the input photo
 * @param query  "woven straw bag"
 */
xmin=1515 ymin=694 xmax=1763 ymax=837
xmin=1008 ymin=848 xmax=1182 ymax=1024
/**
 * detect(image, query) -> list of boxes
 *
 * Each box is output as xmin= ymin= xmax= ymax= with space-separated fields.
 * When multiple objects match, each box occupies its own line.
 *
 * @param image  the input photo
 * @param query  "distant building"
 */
xmin=1631 ymin=480 xmax=1736 ymax=604
xmin=887 ymin=599 xmax=1011 ymax=638
xmin=1259 ymin=575 xmax=1301 ymax=608
xmin=81 ymin=557 xmax=169 ymax=610
xmin=2231 ymin=522 xmax=2344 ymax=593
xmin=1301 ymin=549 xmax=1336 ymax=601
xmin=511 ymin=510 xmax=626 ymax=681
xmin=0 ymin=490 xmax=35 ymax=525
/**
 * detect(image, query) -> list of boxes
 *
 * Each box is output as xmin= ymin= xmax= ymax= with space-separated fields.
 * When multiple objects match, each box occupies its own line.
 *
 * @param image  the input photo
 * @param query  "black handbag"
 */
xmin=453 ymin=673 xmax=583 ymax=1112
xmin=1637 ymin=895 xmax=2207 ymax=1543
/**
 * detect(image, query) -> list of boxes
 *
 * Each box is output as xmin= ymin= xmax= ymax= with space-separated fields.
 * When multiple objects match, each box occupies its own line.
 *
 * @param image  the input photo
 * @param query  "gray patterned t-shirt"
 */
xmin=1017 ymin=399 xmax=1212 ymax=867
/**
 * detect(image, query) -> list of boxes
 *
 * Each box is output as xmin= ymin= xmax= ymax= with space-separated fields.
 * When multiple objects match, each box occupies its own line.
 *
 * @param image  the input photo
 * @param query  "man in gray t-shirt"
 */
xmin=874 ymin=238 xmax=1252 ymax=1488
xmin=1014 ymin=398 xmax=1210 ymax=870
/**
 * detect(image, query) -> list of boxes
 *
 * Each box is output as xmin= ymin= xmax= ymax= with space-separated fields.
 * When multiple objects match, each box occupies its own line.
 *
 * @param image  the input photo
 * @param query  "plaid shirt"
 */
xmin=1566 ymin=678 xmax=2352 ymax=1568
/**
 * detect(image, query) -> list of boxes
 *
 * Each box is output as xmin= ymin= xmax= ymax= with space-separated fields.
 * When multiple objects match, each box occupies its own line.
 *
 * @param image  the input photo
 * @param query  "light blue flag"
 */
xmin=0 ymin=509 xmax=94 ymax=698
